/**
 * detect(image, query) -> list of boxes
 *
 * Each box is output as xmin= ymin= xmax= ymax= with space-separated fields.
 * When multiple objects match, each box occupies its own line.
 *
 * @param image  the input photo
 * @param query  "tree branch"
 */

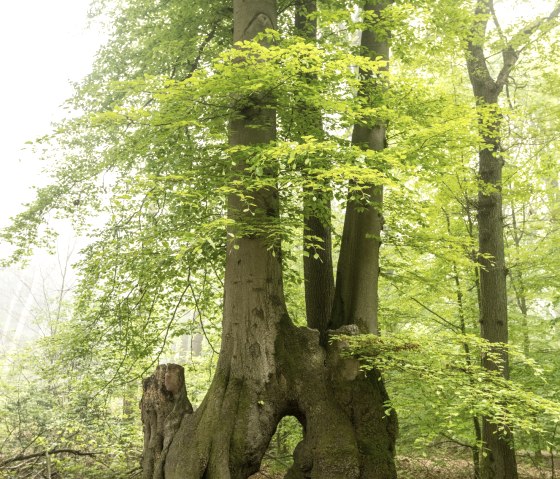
xmin=511 ymin=2 xmax=560 ymax=52
xmin=1 ymin=449 xmax=100 ymax=467
xmin=468 ymin=0 xmax=560 ymax=96
xmin=496 ymin=2 xmax=560 ymax=89
xmin=390 ymin=283 xmax=461 ymax=332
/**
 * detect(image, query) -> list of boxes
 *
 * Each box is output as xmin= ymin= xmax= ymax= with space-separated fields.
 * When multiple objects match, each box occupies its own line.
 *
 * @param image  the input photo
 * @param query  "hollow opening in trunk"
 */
xmin=257 ymin=415 xmax=304 ymax=477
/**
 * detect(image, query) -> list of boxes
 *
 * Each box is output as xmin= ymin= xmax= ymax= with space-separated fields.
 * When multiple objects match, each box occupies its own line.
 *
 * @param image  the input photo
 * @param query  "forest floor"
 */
xmin=251 ymin=455 xmax=557 ymax=478
xmin=395 ymin=455 xmax=556 ymax=478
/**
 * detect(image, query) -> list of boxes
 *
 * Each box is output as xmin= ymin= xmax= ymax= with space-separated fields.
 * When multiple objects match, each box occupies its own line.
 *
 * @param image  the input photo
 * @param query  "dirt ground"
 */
xmin=396 ymin=456 xmax=557 ymax=479
xmin=250 ymin=455 xmax=557 ymax=478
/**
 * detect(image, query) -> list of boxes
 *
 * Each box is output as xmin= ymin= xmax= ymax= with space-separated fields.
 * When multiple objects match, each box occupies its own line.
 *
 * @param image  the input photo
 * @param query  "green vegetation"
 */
xmin=1 ymin=0 xmax=560 ymax=478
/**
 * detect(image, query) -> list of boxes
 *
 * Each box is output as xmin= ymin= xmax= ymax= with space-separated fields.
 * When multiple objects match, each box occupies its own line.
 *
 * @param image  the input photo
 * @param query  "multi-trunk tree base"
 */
xmin=141 ymin=324 xmax=397 ymax=479
xmin=140 ymin=2 xmax=397 ymax=478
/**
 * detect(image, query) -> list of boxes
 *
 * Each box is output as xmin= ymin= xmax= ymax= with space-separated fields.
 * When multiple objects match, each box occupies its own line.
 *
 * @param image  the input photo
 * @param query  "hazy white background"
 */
xmin=0 ymin=1 xmax=105 ymax=351
xmin=0 ymin=0 xmax=104 ymax=226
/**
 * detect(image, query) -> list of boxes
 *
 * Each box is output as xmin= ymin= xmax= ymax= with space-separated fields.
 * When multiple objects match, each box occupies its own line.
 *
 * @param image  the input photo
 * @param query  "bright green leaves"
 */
xmin=338 ymin=332 xmax=560 ymax=445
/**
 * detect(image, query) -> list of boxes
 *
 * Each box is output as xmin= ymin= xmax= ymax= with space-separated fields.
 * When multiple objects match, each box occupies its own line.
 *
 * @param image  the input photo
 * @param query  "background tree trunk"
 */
xmin=466 ymin=1 xmax=518 ymax=476
xmin=295 ymin=0 xmax=335 ymax=335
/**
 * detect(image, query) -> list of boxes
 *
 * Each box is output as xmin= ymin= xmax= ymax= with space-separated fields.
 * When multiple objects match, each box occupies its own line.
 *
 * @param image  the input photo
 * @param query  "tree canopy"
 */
xmin=1 ymin=0 xmax=560 ymax=478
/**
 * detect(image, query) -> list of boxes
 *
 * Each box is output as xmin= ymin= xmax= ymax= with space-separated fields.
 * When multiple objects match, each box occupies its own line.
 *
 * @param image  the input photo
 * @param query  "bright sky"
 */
xmin=0 ymin=0 xmax=105 ymax=227
xmin=0 ymin=1 xmax=105 ymax=350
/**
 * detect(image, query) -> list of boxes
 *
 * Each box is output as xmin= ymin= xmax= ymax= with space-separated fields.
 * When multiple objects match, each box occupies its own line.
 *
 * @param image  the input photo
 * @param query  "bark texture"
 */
xmin=141 ymin=2 xmax=397 ymax=477
xmin=331 ymin=0 xmax=390 ymax=335
xmin=141 ymin=364 xmax=193 ymax=479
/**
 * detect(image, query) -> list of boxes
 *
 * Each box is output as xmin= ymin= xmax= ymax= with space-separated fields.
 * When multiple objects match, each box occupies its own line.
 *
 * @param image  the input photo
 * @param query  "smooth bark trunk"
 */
xmin=141 ymin=2 xmax=397 ymax=478
xmin=331 ymin=0 xmax=390 ymax=335
xmin=445 ymin=209 xmax=482 ymax=479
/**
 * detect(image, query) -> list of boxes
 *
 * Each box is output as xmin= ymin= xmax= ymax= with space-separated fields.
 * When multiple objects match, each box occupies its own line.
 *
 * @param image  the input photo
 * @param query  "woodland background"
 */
xmin=1 ymin=0 xmax=559 ymax=478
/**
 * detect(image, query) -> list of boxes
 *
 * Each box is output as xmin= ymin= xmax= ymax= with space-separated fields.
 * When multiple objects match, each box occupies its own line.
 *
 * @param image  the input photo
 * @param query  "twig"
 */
xmin=1 ymin=449 xmax=99 ymax=467
xmin=390 ymin=283 xmax=461 ymax=332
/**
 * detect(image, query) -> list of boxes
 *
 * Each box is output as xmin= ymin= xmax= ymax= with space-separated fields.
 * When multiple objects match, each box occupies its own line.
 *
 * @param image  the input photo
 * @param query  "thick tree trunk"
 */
xmin=141 ymin=2 xmax=397 ymax=478
xmin=151 ymin=327 xmax=396 ymax=479
xmin=331 ymin=0 xmax=390 ymax=335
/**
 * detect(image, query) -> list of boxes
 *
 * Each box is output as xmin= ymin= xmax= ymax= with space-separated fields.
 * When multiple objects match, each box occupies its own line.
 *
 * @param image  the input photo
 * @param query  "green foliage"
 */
xmin=337 ymin=332 xmax=560 ymax=449
xmin=0 ymin=328 xmax=142 ymax=478
xmin=1 ymin=0 xmax=560 ymax=476
xmin=1 ymin=11 xmax=479 ymax=382
xmin=261 ymin=416 xmax=304 ymax=474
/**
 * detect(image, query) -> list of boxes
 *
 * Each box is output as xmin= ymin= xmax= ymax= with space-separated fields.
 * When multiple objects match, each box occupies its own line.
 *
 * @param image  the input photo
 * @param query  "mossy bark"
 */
xmin=141 ymin=1 xmax=397 ymax=477
xmin=141 ymin=364 xmax=193 ymax=479
xmin=144 ymin=324 xmax=396 ymax=479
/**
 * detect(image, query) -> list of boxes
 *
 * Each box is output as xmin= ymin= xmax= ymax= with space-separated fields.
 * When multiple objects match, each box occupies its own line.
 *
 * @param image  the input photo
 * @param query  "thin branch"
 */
xmin=390 ymin=284 xmax=461 ymax=332
xmin=489 ymin=0 xmax=506 ymax=44
xmin=512 ymin=2 xmax=560 ymax=54
xmin=497 ymin=2 xmax=560 ymax=88
xmin=435 ymin=433 xmax=477 ymax=450
xmin=188 ymin=282 xmax=218 ymax=354
xmin=1 ymin=449 xmax=99 ymax=467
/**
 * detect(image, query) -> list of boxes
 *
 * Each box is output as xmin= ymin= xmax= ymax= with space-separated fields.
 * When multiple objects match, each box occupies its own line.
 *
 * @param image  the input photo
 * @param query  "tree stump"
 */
xmin=140 ymin=364 xmax=193 ymax=479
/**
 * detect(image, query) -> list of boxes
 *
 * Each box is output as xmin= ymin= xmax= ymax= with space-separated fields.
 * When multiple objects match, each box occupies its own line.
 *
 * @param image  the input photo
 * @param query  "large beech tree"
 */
xmin=5 ymin=0 xmax=403 ymax=473
xmin=141 ymin=1 xmax=397 ymax=478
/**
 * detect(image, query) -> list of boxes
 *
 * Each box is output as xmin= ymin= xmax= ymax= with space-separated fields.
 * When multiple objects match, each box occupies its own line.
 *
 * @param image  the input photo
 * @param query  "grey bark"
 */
xmin=141 ymin=2 xmax=397 ymax=478
xmin=331 ymin=0 xmax=391 ymax=335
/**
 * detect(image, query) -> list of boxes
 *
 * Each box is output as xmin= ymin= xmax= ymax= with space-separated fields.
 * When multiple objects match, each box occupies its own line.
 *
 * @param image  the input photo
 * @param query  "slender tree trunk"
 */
xmin=444 ymin=209 xmax=482 ymax=479
xmin=141 ymin=2 xmax=397 ymax=477
xmin=509 ymin=204 xmax=530 ymax=355
xmin=295 ymin=0 xmax=335 ymax=334
xmin=466 ymin=1 xmax=518 ymax=476
xmin=469 ymin=81 xmax=519 ymax=479
xmin=475 ymin=129 xmax=518 ymax=479
xmin=331 ymin=0 xmax=390 ymax=335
